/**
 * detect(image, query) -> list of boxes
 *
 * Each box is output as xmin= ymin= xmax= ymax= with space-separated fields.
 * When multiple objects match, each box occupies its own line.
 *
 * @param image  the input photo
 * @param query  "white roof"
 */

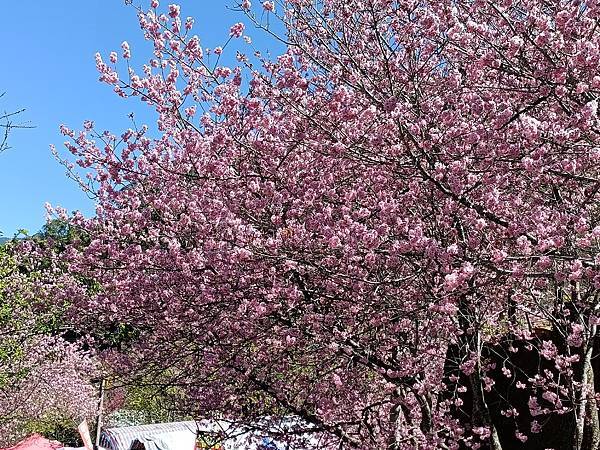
xmin=99 ymin=421 xmax=200 ymax=450
xmin=100 ymin=417 xmax=324 ymax=450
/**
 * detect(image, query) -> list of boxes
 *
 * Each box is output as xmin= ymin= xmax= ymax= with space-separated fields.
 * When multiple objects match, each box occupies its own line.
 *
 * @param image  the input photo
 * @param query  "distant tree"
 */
xmin=0 ymin=241 xmax=96 ymax=446
xmin=53 ymin=1 xmax=600 ymax=449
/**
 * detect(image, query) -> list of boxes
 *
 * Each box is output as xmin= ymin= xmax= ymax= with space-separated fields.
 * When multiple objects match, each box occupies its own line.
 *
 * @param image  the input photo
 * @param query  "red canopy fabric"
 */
xmin=1 ymin=434 xmax=63 ymax=450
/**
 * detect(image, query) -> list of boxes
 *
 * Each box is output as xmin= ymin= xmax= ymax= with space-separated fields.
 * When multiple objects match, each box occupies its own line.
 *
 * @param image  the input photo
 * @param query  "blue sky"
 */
xmin=0 ymin=0 xmax=283 ymax=237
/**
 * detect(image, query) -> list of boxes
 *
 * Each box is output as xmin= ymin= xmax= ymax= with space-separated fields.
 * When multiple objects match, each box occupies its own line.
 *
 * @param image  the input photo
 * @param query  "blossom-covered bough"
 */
xmin=54 ymin=0 xmax=600 ymax=448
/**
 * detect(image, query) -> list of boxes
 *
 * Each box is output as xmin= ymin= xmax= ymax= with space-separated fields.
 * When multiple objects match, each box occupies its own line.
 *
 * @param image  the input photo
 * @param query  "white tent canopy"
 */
xmin=100 ymin=418 xmax=324 ymax=450
xmin=99 ymin=421 xmax=199 ymax=450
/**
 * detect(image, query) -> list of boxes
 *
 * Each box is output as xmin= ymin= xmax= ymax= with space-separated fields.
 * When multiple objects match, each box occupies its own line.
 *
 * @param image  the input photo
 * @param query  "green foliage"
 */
xmin=113 ymin=381 xmax=189 ymax=425
xmin=37 ymin=219 xmax=90 ymax=254
xmin=0 ymin=247 xmax=27 ymax=390
xmin=22 ymin=414 xmax=82 ymax=446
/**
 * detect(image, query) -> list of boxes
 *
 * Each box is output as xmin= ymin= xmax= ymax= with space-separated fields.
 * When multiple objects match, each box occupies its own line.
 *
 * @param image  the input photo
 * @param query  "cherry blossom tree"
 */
xmin=0 ymin=243 xmax=97 ymax=446
xmin=54 ymin=0 xmax=600 ymax=448
xmin=0 ymin=336 xmax=98 ymax=446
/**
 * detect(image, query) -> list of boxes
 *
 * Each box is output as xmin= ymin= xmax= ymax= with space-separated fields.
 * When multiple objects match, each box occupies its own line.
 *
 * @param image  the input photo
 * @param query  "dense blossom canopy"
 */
xmin=54 ymin=0 xmax=600 ymax=448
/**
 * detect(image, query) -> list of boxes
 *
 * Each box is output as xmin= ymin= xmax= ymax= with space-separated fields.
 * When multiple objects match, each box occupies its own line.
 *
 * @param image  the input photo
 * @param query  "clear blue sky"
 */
xmin=0 ymin=0 xmax=283 ymax=237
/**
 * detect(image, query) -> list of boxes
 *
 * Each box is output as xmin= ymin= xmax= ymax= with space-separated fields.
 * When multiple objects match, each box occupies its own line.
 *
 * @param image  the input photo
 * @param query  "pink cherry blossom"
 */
xmin=168 ymin=3 xmax=180 ymax=18
xmin=121 ymin=40 xmax=131 ymax=59
xmin=229 ymin=22 xmax=245 ymax=38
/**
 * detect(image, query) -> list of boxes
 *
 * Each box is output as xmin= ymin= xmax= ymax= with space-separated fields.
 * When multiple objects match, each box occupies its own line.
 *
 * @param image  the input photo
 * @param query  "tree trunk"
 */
xmin=582 ymin=357 xmax=600 ymax=450
xmin=469 ymin=355 xmax=503 ymax=450
xmin=580 ymin=327 xmax=600 ymax=450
